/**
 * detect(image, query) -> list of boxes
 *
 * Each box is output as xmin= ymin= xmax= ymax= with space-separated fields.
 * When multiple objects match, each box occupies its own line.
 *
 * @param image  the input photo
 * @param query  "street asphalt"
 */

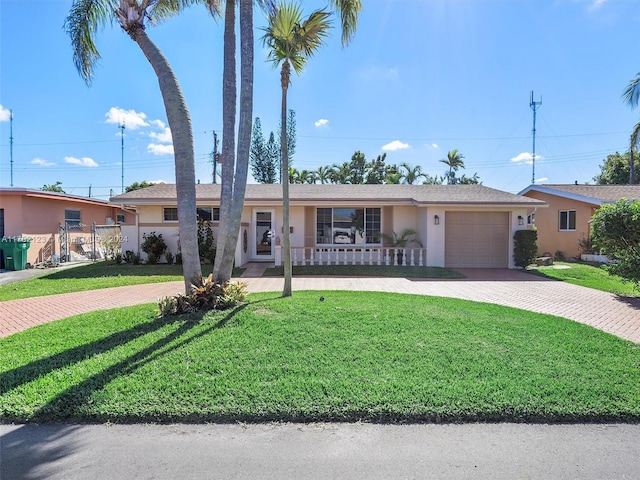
xmin=2 ymin=422 xmax=640 ymax=479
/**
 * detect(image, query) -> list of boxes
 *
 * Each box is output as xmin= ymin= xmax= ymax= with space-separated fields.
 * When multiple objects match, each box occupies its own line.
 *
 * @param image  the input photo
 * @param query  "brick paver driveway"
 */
xmin=1 ymin=269 xmax=639 ymax=342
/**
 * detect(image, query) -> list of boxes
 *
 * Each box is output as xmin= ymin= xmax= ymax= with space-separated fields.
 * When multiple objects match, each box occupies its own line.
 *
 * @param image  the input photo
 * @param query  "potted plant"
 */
xmin=381 ymin=228 xmax=422 ymax=265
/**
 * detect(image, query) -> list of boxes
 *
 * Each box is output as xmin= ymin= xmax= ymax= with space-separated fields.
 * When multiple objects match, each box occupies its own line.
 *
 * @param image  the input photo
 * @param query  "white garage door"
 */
xmin=445 ymin=212 xmax=509 ymax=268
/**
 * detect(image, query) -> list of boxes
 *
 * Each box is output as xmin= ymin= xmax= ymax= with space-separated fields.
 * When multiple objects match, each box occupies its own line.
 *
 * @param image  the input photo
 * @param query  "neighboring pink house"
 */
xmin=519 ymin=184 xmax=640 ymax=258
xmin=0 ymin=188 xmax=135 ymax=266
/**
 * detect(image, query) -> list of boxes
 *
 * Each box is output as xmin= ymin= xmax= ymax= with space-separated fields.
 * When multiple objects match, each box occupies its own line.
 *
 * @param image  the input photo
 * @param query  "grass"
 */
xmin=527 ymin=261 xmax=640 ymax=297
xmin=0 ymin=263 xmax=245 ymax=301
xmin=2 ymin=290 xmax=639 ymax=424
xmin=263 ymin=265 xmax=464 ymax=278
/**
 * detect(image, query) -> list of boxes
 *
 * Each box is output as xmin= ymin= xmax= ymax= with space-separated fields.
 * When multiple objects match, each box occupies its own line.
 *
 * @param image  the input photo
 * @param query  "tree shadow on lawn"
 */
xmin=0 ymin=314 xmax=182 ymax=396
xmin=28 ymin=305 xmax=245 ymax=422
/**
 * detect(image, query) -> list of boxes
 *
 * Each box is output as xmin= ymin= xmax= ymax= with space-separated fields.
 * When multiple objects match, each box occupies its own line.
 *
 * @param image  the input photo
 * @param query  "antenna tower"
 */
xmin=530 ymin=91 xmax=542 ymax=185
xmin=9 ymin=110 xmax=14 ymax=187
xmin=120 ymin=121 xmax=126 ymax=193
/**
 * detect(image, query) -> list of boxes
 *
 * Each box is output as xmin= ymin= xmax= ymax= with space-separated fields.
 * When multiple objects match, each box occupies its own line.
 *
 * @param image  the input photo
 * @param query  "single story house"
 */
xmin=0 ymin=188 xmax=135 ymax=266
xmin=519 ymin=184 xmax=640 ymax=258
xmin=110 ymin=183 xmax=546 ymax=269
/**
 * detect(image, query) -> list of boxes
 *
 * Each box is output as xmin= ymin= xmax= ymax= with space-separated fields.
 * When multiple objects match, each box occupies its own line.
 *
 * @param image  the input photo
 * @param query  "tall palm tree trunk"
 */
xmin=281 ymin=60 xmax=292 ymax=297
xmin=128 ymin=25 xmax=201 ymax=292
xmin=214 ymin=0 xmax=237 ymax=283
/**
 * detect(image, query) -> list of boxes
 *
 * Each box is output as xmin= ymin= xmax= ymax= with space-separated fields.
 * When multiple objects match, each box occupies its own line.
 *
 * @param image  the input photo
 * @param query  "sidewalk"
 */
xmin=1 ymin=269 xmax=639 ymax=342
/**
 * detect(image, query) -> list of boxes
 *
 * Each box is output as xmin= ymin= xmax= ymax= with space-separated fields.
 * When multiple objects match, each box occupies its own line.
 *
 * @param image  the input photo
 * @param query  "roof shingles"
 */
xmin=111 ymin=184 xmax=544 ymax=206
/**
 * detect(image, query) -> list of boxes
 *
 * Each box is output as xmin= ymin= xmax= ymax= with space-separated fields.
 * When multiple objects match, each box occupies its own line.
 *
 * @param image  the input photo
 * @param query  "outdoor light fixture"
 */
xmin=518 ymin=215 xmax=524 ymax=225
xmin=434 ymin=215 xmax=440 ymax=225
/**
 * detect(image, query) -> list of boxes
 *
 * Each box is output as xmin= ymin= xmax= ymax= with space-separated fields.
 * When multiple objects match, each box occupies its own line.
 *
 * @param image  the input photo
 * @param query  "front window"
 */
xmin=116 ymin=213 xmax=126 ymax=224
xmin=163 ymin=207 xmax=178 ymax=222
xmin=316 ymin=207 xmax=381 ymax=245
xmin=65 ymin=209 xmax=81 ymax=230
xmin=559 ymin=210 xmax=576 ymax=231
xmin=527 ymin=213 xmax=535 ymax=225
xmin=197 ymin=207 xmax=220 ymax=222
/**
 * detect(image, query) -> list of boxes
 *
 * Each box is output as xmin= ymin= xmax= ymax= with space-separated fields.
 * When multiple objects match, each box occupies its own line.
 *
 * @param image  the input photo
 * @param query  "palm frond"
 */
xmin=630 ymin=121 xmax=640 ymax=154
xmin=148 ymin=0 xmax=213 ymax=24
xmin=623 ymin=73 xmax=640 ymax=109
xmin=65 ymin=0 xmax=116 ymax=84
xmin=328 ymin=0 xmax=361 ymax=46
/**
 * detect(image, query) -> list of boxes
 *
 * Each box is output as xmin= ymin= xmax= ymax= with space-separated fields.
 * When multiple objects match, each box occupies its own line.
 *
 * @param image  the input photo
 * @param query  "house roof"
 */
xmin=111 ymin=183 xmax=545 ymax=207
xmin=519 ymin=184 xmax=640 ymax=206
xmin=0 ymin=187 xmax=115 ymax=207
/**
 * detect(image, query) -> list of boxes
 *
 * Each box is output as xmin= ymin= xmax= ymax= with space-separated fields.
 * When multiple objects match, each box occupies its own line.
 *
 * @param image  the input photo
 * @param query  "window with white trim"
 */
xmin=527 ymin=213 xmax=535 ymax=225
xmin=163 ymin=207 xmax=178 ymax=222
xmin=558 ymin=210 xmax=576 ymax=231
xmin=316 ymin=207 xmax=381 ymax=245
xmin=197 ymin=207 xmax=220 ymax=222
xmin=116 ymin=214 xmax=126 ymax=224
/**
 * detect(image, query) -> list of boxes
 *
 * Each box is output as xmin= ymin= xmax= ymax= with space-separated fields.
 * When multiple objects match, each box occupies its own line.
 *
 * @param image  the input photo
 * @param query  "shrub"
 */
xmin=175 ymin=252 xmax=183 ymax=265
xmin=513 ymin=229 xmax=538 ymax=268
xmin=578 ymin=236 xmax=597 ymax=255
xmin=146 ymin=252 xmax=158 ymax=265
xmin=197 ymin=220 xmax=216 ymax=263
xmin=592 ymin=199 xmax=640 ymax=285
xmin=158 ymin=275 xmax=247 ymax=316
xmin=125 ymin=250 xmax=142 ymax=265
xmin=141 ymin=232 xmax=167 ymax=257
xmin=554 ymin=250 xmax=565 ymax=261
xmin=114 ymin=253 xmax=124 ymax=265
xmin=165 ymin=250 xmax=174 ymax=265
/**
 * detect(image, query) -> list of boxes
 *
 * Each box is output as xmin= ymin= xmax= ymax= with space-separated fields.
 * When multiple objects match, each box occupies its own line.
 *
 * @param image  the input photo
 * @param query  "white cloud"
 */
xmin=534 ymin=177 xmax=548 ymax=184
xmin=149 ymin=127 xmax=173 ymax=144
xmin=31 ymin=157 xmax=55 ymax=167
xmin=0 ymin=105 xmax=10 ymax=122
xmin=431 ymin=143 xmax=439 ymax=149
xmin=65 ymin=156 xmax=99 ymax=167
xmin=314 ymin=118 xmax=329 ymax=127
xmin=382 ymin=140 xmax=410 ymax=151
xmin=147 ymin=143 xmax=174 ymax=156
xmin=510 ymin=152 xmax=544 ymax=165
xmin=105 ymin=107 xmax=149 ymax=130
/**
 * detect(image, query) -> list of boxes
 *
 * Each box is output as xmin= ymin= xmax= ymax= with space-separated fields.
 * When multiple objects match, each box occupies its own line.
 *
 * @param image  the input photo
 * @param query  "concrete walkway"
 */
xmin=1 ymin=268 xmax=639 ymax=341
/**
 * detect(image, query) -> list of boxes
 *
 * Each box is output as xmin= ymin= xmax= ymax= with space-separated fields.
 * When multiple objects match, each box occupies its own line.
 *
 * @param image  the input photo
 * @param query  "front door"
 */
xmin=253 ymin=210 xmax=275 ymax=260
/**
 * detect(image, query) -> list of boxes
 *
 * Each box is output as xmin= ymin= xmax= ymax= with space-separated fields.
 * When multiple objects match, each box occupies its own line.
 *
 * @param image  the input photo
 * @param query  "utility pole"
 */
xmin=9 ymin=110 xmax=14 ymax=187
xmin=212 ymin=131 xmax=219 ymax=184
xmin=120 ymin=121 xmax=125 ymax=193
xmin=530 ymin=91 xmax=542 ymax=185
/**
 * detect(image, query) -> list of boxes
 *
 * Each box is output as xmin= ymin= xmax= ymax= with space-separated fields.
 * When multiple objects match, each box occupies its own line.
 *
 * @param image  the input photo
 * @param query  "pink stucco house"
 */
xmin=0 ymin=188 xmax=135 ymax=266
xmin=520 ymin=184 xmax=640 ymax=258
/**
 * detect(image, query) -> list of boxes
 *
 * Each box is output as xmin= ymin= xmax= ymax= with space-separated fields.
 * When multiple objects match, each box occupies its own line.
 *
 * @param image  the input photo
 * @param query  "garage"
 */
xmin=444 ymin=212 xmax=509 ymax=268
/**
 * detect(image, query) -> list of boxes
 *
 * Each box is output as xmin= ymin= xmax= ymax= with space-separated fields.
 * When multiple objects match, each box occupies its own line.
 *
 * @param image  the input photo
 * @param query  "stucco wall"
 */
xmin=523 ymin=191 xmax=595 ymax=258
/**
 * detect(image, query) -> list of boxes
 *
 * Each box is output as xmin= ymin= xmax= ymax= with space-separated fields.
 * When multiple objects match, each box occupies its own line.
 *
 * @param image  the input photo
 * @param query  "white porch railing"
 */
xmin=280 ymin=247 xmax=427 ymax=267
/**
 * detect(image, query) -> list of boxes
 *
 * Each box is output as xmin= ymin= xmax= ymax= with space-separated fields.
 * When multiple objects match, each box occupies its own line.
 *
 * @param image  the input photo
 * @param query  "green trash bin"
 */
xmin=2 ymin=238 xmax=31 ymax=271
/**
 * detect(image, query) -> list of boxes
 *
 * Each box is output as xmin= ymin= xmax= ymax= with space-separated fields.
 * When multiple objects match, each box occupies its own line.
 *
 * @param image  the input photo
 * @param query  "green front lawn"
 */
xmin=528 ymin=261 xmax=639 ymax=297
xmin=263 ymin=265 xmax=464 ymax=278
xmin=2 ymin=291 xmax=638 ymax=423
xmin=0 ymin=263 xmax=244 ymax=301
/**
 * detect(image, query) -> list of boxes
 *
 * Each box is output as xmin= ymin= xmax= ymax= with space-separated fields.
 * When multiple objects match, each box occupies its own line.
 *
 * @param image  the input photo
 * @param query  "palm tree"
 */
xmin=439 ymin=149 xmax=466 ymax=185
xmin=66 ymin=0 xmax=213 ymax=292
xmin=399 ymin=163 xmax=425 ymax=185
xmin=212 ymin=0 xmax=359 ymax=284
xmin=213 ymin=0 xmax=256 ymax=283
xmin=330 ymin=162 xmax=352 ymax=184
xmin=262 ymin=3 xmax=332 ymax=297
xmin=622 ymin=74 xmax=640 ymax=184
xmin=315 ymin=165 xmax=332 ymax=184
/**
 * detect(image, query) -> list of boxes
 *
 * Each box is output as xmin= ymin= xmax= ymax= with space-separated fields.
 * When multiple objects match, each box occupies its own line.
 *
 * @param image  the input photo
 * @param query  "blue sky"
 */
xmin=1 ymin=0 xmax=639 ymax=200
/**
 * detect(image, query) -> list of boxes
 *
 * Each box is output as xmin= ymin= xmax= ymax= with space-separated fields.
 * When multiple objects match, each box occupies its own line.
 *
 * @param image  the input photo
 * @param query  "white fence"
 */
xmin=286 ymin=247 xmax=427 ymax=267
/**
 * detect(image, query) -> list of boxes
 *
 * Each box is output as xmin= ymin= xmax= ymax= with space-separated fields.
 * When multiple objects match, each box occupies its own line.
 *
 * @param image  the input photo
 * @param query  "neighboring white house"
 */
xmin=110 ymin=183 xmax=546 ymax=269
